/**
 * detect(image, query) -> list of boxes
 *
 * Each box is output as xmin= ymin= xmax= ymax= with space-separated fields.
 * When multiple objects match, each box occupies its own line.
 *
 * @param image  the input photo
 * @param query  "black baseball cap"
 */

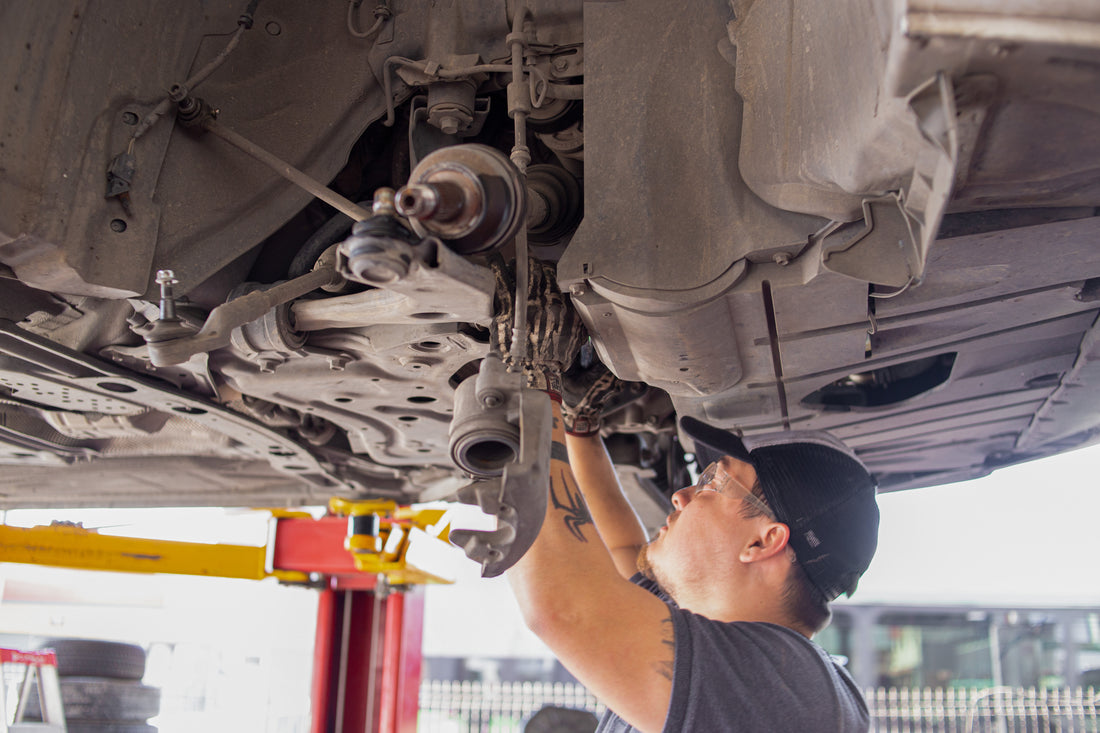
xmin=680 ymin=416 xmax=880 ymax=601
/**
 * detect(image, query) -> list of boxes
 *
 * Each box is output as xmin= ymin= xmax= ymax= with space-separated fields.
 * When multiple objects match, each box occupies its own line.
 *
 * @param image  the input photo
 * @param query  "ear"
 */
xmin=739 ymin=521 xmax=790 ymax=563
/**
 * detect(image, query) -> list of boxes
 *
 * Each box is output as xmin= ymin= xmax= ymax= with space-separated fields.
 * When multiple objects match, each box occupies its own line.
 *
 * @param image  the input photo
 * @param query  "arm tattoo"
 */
xmin=654 ymin=613 xmax=675 ymax=681
xmin=549 ymin=466 xmax=593 ymax=542
xmin=550 ymin=440 xmax=569 ymax=463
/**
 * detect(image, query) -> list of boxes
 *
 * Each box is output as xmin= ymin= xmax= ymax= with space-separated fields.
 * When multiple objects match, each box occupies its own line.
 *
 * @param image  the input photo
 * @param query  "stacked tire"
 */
xmin=30 ymin=639 xmax=161 ymax=733
xmin=524 ymin=705 xmax=599 ymax=733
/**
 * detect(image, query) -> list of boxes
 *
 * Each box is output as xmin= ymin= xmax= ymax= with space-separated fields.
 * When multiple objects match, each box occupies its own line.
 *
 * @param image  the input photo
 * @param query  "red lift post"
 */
xmin=271 ymin=507 xmax=438 ymax=733
xmin=311 ymin=584 xmax=424 ymax=733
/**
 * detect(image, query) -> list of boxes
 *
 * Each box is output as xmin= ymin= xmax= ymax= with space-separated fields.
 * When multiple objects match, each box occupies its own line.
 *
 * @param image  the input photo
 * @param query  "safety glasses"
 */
xmin=691 ymin=461 xmax=775 ymax=519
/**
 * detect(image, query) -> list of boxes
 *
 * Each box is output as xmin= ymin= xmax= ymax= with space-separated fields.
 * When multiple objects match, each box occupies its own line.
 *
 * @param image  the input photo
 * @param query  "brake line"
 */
xmin=106 ymin=1 xmax=261 ymax=213
xmin=508 ymin=2 xmax=534 ymax=361
xmin=130 ymin=2 xmax=258 ymax=143
xmin=761 ymin=280 xmax=791 ymax=430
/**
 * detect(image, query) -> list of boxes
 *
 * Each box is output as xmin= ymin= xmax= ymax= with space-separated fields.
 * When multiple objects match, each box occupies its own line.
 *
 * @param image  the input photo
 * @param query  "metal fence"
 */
xmin=869 ymin=687 xmax=1100 ymax=733
xmin=418 ymin=681 xmax=1099 ymax=733
xmin=418 ymin=680 xmax=603 ymax=732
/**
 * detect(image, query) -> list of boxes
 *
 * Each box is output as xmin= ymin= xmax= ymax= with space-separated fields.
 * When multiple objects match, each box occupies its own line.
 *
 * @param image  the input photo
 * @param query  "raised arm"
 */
xmin=493 ymin=258 xmax=673 ymax=732
xmin=561 ymin=367 xmax=649 ymax=578
xmin=565 ymin=432 xmax=647 ymax=579
xmin=508 ymin=401 xmax=673 ymax=733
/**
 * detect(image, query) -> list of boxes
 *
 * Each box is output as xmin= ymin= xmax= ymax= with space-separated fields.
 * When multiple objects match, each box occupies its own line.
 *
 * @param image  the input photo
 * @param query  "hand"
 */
xmin=562 ymin=362 xmax=630 ymax=436
xmin=490 ymin=256 xmax=587 ymax=397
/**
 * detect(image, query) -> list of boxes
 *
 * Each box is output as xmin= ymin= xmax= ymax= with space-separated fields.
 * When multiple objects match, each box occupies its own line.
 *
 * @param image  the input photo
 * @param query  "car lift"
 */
xmin=0 ymin=498 xmax=456 ymax=733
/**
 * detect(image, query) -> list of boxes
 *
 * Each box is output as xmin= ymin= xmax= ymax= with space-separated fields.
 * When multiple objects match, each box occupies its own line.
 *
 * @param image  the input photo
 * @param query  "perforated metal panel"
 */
xmin=0 ymin=370 xmax=145 ymax=415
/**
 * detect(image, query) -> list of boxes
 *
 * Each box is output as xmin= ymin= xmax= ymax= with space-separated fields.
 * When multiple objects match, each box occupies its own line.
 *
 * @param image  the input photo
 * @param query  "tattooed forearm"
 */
xmin=550 ymin=441 xmax=569 ymax=463
xmin=549 ymin=465 xmax=594 ymax=542
xmin=654 ymin=614 xmax=675 ymax=681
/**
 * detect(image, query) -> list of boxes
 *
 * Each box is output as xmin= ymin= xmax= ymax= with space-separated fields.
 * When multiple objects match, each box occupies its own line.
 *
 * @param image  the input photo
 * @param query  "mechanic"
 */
xmin=495 ymin=259 xmax=881 ymax=732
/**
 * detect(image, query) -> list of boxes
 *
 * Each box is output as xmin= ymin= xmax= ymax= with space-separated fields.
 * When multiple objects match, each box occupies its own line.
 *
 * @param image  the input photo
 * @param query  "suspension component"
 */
xmin=144 ymin=263 xmax=342 ymax=367
xmin=395 ymin=144 xmax=526 ymax=255
xmin=426 ymin=79 xmax=478 ymax=136
xmin=446 ymin=353 xmax=552 ymax=578
xmin=525 ymin=164 xmax=582 ymax=248
xmin=340 ymin=188 xmax=421 ymax=284
xmin=227 ymin=281 xmax=307 ymax=373
xmin=449 ymin=353 xmax=523 ymax=477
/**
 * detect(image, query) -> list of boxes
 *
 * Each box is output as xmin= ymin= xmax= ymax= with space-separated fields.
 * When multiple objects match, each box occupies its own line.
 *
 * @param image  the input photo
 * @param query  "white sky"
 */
xmin=848 ymin=441 xmax=1100 ymax=608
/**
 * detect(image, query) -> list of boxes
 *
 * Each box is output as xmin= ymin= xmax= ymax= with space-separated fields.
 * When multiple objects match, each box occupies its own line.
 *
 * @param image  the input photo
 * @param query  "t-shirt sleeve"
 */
xmin=663 ymin=610 xmax=869 ymax=732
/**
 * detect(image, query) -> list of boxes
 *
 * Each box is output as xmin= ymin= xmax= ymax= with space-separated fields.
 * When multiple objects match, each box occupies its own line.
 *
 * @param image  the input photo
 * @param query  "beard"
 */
xmin=637 ymin=542 xmax=683 ymax=604
xmin=636 ymin=543 xmax=657 ymax=581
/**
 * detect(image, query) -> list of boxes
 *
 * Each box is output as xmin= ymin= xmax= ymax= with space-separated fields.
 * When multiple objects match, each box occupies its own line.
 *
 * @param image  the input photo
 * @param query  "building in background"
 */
xmin=421 ymin=602 xmax=1100 ymax=691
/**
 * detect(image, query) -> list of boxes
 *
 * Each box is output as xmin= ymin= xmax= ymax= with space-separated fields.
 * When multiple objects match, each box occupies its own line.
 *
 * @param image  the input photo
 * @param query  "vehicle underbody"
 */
xmin=2 ymin=1 xmax=1099 ymax=545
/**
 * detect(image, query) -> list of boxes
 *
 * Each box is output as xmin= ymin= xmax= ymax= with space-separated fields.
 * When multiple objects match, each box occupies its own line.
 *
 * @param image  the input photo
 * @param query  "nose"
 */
xmin=671 ymin=485 xmax=694 ymax=510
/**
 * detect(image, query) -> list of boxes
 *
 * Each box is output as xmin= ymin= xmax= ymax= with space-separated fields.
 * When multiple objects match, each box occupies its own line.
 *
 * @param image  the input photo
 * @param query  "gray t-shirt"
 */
xmin=596 ymin=577 xmax=868 ymax=732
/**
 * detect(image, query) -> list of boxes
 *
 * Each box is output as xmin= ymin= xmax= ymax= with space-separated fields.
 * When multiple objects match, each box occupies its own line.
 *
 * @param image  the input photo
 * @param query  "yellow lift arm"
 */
xmin=0 ymin=499 xmax=456 ymax=588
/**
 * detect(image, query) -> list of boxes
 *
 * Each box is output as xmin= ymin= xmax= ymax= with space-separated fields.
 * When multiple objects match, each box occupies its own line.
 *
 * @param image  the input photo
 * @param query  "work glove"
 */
xmin=490 ymin=256 xmax=587 ymax=399
xmin=562 ymin=361 xmax=633 ymax=436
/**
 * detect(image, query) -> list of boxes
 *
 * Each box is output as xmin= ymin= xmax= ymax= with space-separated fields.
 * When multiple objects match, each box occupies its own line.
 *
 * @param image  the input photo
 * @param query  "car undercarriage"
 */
xmin=2 ymin=1 xmax=1100 ymax=557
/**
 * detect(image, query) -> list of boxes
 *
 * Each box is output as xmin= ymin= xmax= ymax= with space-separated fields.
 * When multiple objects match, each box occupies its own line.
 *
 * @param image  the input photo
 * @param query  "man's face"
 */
xmin=639 ymin=456 xmax=764 ymax=595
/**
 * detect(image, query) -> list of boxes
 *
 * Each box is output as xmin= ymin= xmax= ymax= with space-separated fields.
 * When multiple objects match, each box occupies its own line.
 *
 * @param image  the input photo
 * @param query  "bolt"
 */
xmin=773 ymin=252 xmax=791 ymax=266
xmin=109 ymin=218 xmax=127 ymax=233
xmin=439 ymin=115 xmax=461 ymax=135
xmin=371 ymin=187 xmax=397 ymax=216
xmin=121 ymin=111 xmax=139 ymax=125
xmin=168 ymin=83 xmax=188 ymax=103
xmin=327 ymin=355 xmax=349 ymax=371
xmin=155 ymin=269 xmax=179 ymax=321
xmin=552 ymin=56 xmax=569 ymax=72
xmin=258 ymin=358 xmax=279 ymax=374
xmin=480 ymin=389 xmax=504 ymax=408
xmin=569 ymin=283 xmax=586 ymax=297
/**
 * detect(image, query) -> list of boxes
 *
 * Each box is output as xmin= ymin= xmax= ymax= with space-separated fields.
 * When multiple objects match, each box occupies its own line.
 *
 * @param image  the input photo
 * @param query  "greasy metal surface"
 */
xmin=314 ymin=237 xmax=494 ymax=328
xmin=151 ymin=0 xmax=580 ymax=298
xmin=0 ymin=318 xmax=353 ymax=493
xmin=674 ymin=215 xmax=1100 ymax=493
xmin=2 ymin=0 xmax=1100 ymax=511
xmin=213 ymin=322 xmax=489 ymax=469
xmin=732 ymin=0 xmax=1100 ymax=220
xmin=0 ymin=0 xmax=198 ymax=298
xmin=145 ymin=263 xmax=340 ymax=366
xmin=449 ymin=385 xmax=552 ymax=578
xmin=556 ymin=0 xmax=826 ymax=394
xmin=559 ymin=0 xmax=825 ymax=290
xmin=399 ymin=144 xmax=527 ymax=254
xmin=449 ymin=355 xmax=524 ymax=477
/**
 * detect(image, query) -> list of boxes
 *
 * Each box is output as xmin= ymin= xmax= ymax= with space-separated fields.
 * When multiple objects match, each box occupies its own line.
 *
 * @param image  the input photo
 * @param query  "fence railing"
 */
xmin=418 ymin=681 xmax=1099 ymax=733
xmin=418 ymin=680 xmax=604 ymax=732
xmin=868 ymin=686 xmax=1100 ymax=732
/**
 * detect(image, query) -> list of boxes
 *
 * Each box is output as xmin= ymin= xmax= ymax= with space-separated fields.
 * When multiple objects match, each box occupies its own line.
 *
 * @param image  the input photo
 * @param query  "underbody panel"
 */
xmin=1 ymin=0 xmax=1099 ymax=510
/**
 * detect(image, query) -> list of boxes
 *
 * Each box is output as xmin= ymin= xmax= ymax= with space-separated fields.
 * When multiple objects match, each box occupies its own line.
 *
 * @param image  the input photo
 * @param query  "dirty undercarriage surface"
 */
xmin=2 ymin=0 xmax=1100 ymax=519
